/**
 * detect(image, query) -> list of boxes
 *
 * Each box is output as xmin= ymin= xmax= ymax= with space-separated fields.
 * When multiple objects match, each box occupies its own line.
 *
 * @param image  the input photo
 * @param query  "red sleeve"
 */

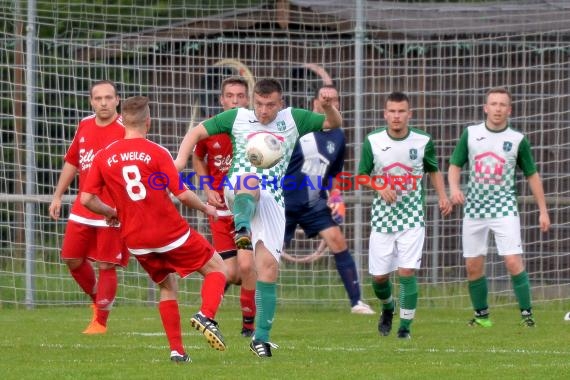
xmin=83 ymin=155 xmax=105 ymax=195
xmin=194 ymin=139 xmax=207 ymax=160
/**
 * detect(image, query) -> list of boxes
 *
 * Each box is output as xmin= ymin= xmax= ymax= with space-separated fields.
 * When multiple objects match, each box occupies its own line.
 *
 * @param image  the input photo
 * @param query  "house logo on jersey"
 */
xmin=409 ymin=148 xmax=418 ymax=160
xmin=326 ymin=141 xmax=336 ymax=155
xmin=473 ymin=152 xmax=505 ymax=185
xmin=382 ymin=162 xmax=415 ymax=194
xmin=213 ymin=141 xmax=221 ymax=149
xmin=503 ymin=141 xmax=513 ymax=152
xmin=276 ymin=120 xmax=286 ymax=132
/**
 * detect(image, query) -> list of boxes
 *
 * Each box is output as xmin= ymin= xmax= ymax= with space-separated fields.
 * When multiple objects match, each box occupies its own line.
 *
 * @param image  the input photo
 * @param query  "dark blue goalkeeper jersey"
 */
xmin=283 ymin=128 xmax=346 ymax=210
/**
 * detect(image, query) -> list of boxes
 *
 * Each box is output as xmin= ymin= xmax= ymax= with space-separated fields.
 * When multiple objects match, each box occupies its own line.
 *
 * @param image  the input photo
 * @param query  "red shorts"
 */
xmin=209 ymin=214 xmax=237 ymax=255
xmin=134 ymin=228 xmax=215 ymax=284
xmin=61 ymin=220 xmax=129 ymax=267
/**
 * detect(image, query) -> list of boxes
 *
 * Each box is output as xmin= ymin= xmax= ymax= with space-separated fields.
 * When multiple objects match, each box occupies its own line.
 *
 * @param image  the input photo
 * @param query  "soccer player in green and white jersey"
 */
xmin=175 ymin=78 xmax=342 ymax=357
xmin=448 ymin=87 xmax=551 ymax=328
xmin=358 ymin=92 xmax=451 ymax=339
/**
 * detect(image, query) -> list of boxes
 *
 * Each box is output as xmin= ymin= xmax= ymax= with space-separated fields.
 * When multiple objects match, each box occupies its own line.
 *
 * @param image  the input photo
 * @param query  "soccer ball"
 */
xmin=245 ymin=132 xmax=284 ymax=169
xmin=564 ymin=311 xmax=570 ymax=321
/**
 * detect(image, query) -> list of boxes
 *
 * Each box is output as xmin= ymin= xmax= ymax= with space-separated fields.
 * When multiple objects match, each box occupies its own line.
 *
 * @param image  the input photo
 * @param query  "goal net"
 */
xmin=1 ymin=0 xmax=569 ymax=310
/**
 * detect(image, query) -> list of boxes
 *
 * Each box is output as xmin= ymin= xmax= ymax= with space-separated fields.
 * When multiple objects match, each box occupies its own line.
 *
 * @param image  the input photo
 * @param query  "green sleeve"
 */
xmin=203 ymin=108 xmax=239 ymax=135
xmin=357 ymin=136 xmax=374 ymax=175
xmin=291 ymin=108 xmax=326 ymax=136
xmin=517 ymin=136 xmax=537 ymax=177
xmin=449 ymin=128 xmax=469 ymax=167
xmin=423 ymin=138 xmax=439 ymax=173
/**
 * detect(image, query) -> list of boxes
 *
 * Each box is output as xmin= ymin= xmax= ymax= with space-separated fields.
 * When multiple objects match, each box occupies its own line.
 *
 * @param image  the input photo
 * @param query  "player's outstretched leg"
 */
xmin=333 ymin=250 xmax=375 ymax=314
xmin=191 ymin=313 xmax=226 ymax=351
xmin=233 ymin=193 xmax=256 ymax=250
xmin=191 ymin=270 xmax=227 ymax=351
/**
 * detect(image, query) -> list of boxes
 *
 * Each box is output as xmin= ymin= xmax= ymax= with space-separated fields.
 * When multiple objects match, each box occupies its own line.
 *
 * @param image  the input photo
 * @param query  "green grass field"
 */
xmin=1 ymin=301 xmax=569 ymax=380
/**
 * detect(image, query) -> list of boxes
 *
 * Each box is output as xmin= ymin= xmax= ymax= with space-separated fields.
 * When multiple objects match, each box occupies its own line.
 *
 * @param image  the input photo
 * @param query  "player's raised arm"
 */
xmin=174 ymin=123 xmax=210 ymax=171
xmin=319 ymin=87 xmax=342 ymax=130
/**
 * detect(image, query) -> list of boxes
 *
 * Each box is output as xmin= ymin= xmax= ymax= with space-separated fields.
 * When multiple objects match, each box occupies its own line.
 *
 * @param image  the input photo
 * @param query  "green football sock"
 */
xmin=233 ymin=193 xmax=256 ymax=231
xmin=468 ymin=276 xmax=489 ymax=314
xmin=511 ymin=271 xmax=532 ymax=311
xmin=372 ymin=280 xmax=394 ymax=311
xmin=253 ymin=280 xmax=277 ymax=342
xmin=399 ymin=275 xmax=417 ymax=330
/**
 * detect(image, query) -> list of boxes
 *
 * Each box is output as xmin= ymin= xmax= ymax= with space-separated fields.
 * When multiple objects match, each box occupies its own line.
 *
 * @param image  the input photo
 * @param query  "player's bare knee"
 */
xmin=225 ymin=266 xmax=240 ymax=284
xmin=504 ymin=254 xmax=524 ymax=275
xmin=237 ymin=257 xmax=255 ymax=274
xmin=373 ymin=275 xmax=390 ymax=284
xmin=328 ymin=236 xmax=347 ymax=253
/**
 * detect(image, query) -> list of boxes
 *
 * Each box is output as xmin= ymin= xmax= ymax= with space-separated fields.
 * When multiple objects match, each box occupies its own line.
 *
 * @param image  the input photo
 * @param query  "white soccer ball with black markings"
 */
xmin=245 ymin=132 xmax=284 ymax=169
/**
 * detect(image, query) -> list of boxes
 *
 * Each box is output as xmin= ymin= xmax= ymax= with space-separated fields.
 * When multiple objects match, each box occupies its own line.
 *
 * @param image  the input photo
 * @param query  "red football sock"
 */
xmin=159 ymin=300 xmax=184 ymax=354
xmin=95 ymin=267 xmax=117 ymax=326
xmin=240 ymin=287 xmax=256 ymax=329
xmin=69 ymin=260 xmax=96 ymax=302
xmin=199 ymin=271 xmax=226 ymax=319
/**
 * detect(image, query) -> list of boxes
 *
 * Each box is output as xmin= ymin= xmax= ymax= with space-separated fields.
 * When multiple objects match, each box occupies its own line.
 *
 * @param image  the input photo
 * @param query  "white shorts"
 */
xmin=462 ymin=215 xmax=522 ymax=257
xmin=224 ymin=175 xmax=285 ymax=263
xmin=368 ymin=226 xmax=425 ymax=276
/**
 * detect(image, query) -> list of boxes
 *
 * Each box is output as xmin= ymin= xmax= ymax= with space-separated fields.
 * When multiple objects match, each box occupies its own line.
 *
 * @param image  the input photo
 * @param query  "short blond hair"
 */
xmin=121 ymin=96 xmax=150 ymax=127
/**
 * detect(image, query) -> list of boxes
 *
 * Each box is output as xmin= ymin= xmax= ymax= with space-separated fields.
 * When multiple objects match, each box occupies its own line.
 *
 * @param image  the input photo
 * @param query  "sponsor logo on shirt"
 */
xmin=79 ymin=148 xmax=96 ymax=171
xmin=473 ymin=152 xmax=505 ymax=185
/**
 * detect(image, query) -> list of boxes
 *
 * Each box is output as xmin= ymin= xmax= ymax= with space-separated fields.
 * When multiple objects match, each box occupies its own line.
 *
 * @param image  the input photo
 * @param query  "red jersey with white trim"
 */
xmin=64 ymin=114 xmax=125 ymax=225
xmin=194 ymin=133 xmax=232 ymax=209
xmin=84 ymin=137 xmax=190 ymax=251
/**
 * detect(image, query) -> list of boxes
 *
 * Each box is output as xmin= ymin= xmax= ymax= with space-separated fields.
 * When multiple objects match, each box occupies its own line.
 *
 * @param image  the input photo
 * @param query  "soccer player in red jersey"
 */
xmin=193 ymin=76 xmax=256 ymax=337
xmin=49 ymin=80 xmax=128 ymax=334
xmin=81 ymin=96 xmax=227 ymax=363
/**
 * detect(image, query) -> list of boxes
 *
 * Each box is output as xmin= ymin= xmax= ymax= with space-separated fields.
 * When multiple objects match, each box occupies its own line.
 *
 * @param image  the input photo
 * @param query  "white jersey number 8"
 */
xmin=122 ymin=165 xmax=146 ymax=201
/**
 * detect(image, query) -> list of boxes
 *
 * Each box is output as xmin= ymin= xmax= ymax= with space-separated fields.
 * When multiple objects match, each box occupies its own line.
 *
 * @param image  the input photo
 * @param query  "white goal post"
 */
xmin=1 ymin=0 xmax=569 ymax=309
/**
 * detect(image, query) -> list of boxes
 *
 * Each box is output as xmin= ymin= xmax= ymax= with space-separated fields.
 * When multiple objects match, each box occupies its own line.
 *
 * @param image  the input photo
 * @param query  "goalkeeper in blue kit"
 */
xmin=283 ymin=85 xmax=374 ymax=315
